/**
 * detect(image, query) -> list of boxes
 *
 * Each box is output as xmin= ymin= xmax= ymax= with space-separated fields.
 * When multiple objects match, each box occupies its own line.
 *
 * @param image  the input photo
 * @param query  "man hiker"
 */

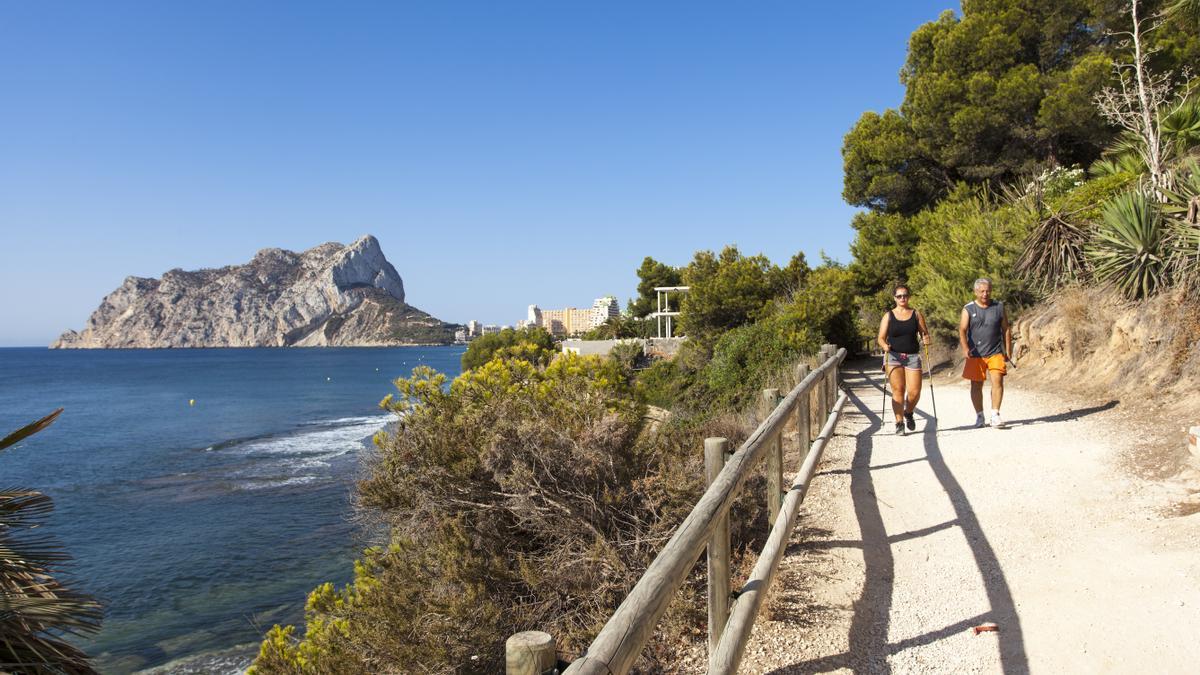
xmin=958 ymin=278 xmax=1013 ymax=428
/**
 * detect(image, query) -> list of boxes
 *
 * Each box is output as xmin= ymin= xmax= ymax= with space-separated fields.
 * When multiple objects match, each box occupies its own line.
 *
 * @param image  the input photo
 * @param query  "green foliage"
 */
xmin=847 ymin=211 xmax=922 ymax=321
xmin=1160 ymin=96 xmax=1200 ymax=159
xmin=0 ymin=409 xmax=102 ymax=675
xmin=1087 ymin=190 xmax=1170 ymax=299
xmin=839 ymin=0 xmax=1200 ymax=311
xmin=841 ymin=109 xmax=944 ymax=213
xmin=1049 ymin=171 xmax=1139 ymax=222
xmin=1168 ymin=0 xmax=1200 ymax=24
xmin=581 ymin=316 xmax=656 ymax=340
xmin=608 ymin=340 xmax=644 ymax=377
xmin=901 ymin=4 xmax=1114 ymax=181
xmin=679 ymin=246 xmax=782 ymax=341
xmin=628 ymin=257 xmax=683 ymax=318
xmin=1163 ymin=161 xmax=1200 ymax=287
xmin=839 ymin=1 xmax=1200 ymax=216
xmin=1089 ymin=154 xmax=1146 ymax=179
xmin=702 ymin=265 xmax=858 ymax=409
xmin=908 ymin=186 xmax=1035 ymax=332
xmin=634 ymin=358 xmax=693 ymax=409
xmin=637 ymin=260 xmax=858 ymax=412
xmin=1094 ymin=97 xmax=1200 ymax=180
xmin=780 ymin=264 xmax=861 ymax=351
xmin=849 ymin=2 xmax=1113 ymax=197
xmin=702 ymin=320 xmax=798 ymax=409
xmin=1037 ymin=51 xmax=1117 ymax=162
xmin=460 ymin=326 xmax=556 ymax=371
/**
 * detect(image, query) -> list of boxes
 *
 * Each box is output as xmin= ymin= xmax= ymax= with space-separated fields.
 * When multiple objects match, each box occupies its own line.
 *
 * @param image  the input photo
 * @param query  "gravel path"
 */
xmin=733 ymin=359 xmax=1200 ymax=674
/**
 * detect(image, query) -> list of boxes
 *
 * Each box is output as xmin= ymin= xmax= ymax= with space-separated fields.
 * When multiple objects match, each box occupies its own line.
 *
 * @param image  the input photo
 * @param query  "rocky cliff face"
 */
xmin=52 ymin=235 xmax=456 ymax=348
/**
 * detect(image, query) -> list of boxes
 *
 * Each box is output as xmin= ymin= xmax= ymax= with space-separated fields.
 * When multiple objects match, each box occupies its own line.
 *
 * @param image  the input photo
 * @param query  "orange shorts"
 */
xmin=962 ymin=354 xmax=1006 ymax=381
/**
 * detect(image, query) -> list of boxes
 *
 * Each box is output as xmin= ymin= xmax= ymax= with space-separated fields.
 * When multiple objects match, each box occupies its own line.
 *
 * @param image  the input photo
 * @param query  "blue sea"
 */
xmin=0 ymin=346 xmax=466 ymax=673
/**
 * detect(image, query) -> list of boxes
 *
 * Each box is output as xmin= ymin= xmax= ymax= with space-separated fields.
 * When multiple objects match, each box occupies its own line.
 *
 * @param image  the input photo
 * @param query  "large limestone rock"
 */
xmin=52 ymin=235 xmax=455 ymax=348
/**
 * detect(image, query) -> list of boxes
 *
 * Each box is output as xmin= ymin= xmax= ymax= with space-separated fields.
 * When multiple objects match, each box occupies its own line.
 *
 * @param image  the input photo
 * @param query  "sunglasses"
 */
xmin=894 ymin=294 xmax=910 ymax=298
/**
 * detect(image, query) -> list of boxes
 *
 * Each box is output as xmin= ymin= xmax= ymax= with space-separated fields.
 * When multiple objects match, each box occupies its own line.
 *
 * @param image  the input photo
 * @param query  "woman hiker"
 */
xmin=877 ymin=284 xmax=930 ymax=436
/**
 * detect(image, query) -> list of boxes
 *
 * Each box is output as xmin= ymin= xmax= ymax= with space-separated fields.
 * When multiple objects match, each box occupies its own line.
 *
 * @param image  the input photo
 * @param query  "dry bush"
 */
xmin=251 ymin=353 xmax=774 ymax=674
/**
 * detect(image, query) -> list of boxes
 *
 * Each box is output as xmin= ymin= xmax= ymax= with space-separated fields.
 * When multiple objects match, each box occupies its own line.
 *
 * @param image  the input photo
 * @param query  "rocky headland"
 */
xmin=52 ymin=235 xmax=456 ymax=348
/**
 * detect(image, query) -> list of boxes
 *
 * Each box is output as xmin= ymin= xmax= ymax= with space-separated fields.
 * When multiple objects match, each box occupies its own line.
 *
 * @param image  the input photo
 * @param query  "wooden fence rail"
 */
xmin=508 ymin=344 xmax=849 ymax=675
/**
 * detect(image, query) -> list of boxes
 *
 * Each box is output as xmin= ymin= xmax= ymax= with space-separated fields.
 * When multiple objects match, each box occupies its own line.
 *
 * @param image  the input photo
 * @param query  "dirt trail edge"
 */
xmin=735 ymin=358 xmax=1200 ymax=674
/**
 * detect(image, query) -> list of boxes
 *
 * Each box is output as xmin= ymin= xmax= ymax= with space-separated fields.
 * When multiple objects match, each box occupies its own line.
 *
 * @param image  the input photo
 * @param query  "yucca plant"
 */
xmin=0 ymin=409 xmax=102 ymax=674
xmin=1086 ymin=190 xmax=1171 ymax=299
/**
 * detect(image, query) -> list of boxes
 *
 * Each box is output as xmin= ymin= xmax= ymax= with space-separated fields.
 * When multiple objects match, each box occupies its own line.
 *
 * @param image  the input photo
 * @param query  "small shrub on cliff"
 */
xmin=460 ymin=326 xmax=556 ymax=371
xmin=250 ymin=352 xmax=715 ymax=673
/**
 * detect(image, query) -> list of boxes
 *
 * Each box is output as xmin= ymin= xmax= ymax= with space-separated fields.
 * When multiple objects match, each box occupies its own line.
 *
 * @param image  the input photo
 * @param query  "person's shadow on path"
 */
xmin=764 ymin=362 xmax=1030 ymax=675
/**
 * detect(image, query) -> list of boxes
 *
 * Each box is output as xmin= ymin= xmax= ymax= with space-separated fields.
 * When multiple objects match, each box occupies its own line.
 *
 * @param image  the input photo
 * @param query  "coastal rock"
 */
xmin=52 ymin=235 xmax=456 ymax=348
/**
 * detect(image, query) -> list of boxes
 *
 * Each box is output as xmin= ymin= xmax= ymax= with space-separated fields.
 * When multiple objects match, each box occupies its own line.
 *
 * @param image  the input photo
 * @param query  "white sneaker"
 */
xmin=973 ymin=412 xmax=986 ymax=428
xmin=990 ymin=411 xmax=1005 ymax=428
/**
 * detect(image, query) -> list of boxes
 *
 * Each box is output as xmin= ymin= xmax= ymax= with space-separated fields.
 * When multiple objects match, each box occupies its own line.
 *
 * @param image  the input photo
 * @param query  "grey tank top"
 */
xmin=965 ymin=301 xmax=1004 ymax=357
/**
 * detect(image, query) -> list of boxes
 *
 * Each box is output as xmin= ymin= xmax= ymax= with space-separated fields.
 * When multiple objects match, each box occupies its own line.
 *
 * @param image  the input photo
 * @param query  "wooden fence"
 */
xmin=507 ymin=344 xmax=850 ymax=674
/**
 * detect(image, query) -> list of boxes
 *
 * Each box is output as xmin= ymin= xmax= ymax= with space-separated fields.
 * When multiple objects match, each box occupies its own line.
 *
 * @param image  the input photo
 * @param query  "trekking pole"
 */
xmin=881 ymin=353 xmax=888 ymax=423
xmin=923 ymin=340 xmax=937 ymax=420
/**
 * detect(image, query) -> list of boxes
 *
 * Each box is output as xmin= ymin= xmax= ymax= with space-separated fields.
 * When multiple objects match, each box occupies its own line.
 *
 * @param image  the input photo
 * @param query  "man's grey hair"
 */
xmin=973 ymin=277 xmax=993 ymax=289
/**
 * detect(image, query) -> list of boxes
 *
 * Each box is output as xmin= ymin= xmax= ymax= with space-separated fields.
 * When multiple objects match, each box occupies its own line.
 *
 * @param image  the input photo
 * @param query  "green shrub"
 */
xmin=461 ymin=326 xmax=556 ymax=371
xmin=635 ymin=358 xmax=693 ymax=409
xmin=608 ymin=340 xmax=644 ymax=377
xmin=1048 ymin=171 xmax=1138 ymax=223
xmin=908 ymin=186 xmax=1035 ymax=332
xmin=694 ymin=264 xmax=858 ymax=410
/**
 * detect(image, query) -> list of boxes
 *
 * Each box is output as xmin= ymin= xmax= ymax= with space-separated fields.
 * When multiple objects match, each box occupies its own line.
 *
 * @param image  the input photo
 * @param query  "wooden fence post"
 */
xmin=793 ymin=363 xmax=811 ymax=451
xmin=761 ymin=389 xmax=783 ymax=526
xmin=506 ymin=631 xmax=556 ymax=675
xmin=705 ymin=437 xmax=732 ymax=667
xmin=826 ymin=343 xmax=839 ymax=409
xmin=825 ymin=343 xmax=835 ymax=413
xmin=817 ymin=346 xmax=831 ymax=414
xmin=808 ymin=356 xmax=822 ymax=442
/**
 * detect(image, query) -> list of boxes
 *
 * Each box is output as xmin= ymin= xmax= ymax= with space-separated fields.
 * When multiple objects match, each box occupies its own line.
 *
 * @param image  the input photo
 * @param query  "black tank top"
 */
xmin=887 ymin=310 xmax=920 ymax=353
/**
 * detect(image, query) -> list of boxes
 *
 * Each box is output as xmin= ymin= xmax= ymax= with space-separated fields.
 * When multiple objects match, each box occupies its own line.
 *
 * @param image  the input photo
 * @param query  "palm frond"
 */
xmin=0 ymin=409 xmax=63 ymax=453
xmin=1162 ymin=97 xmax=1200 ymax=161
xmin=0 ymin=412 xmax=102 ymax=674
xmin=0 ymin=490 xmax=55 ymax=528
xmin=1089 ymin=154 xmax=1145 ymax=178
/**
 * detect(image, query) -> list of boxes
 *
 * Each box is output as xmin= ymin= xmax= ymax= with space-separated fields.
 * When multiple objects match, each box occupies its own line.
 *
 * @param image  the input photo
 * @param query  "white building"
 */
xmin=591 ymin=296 xmax=620 ymax=328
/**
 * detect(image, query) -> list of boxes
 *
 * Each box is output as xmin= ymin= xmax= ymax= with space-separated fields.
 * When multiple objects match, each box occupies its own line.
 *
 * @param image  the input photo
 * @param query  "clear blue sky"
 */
xmin=1 ymin=1 xmax=956 ymax=346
